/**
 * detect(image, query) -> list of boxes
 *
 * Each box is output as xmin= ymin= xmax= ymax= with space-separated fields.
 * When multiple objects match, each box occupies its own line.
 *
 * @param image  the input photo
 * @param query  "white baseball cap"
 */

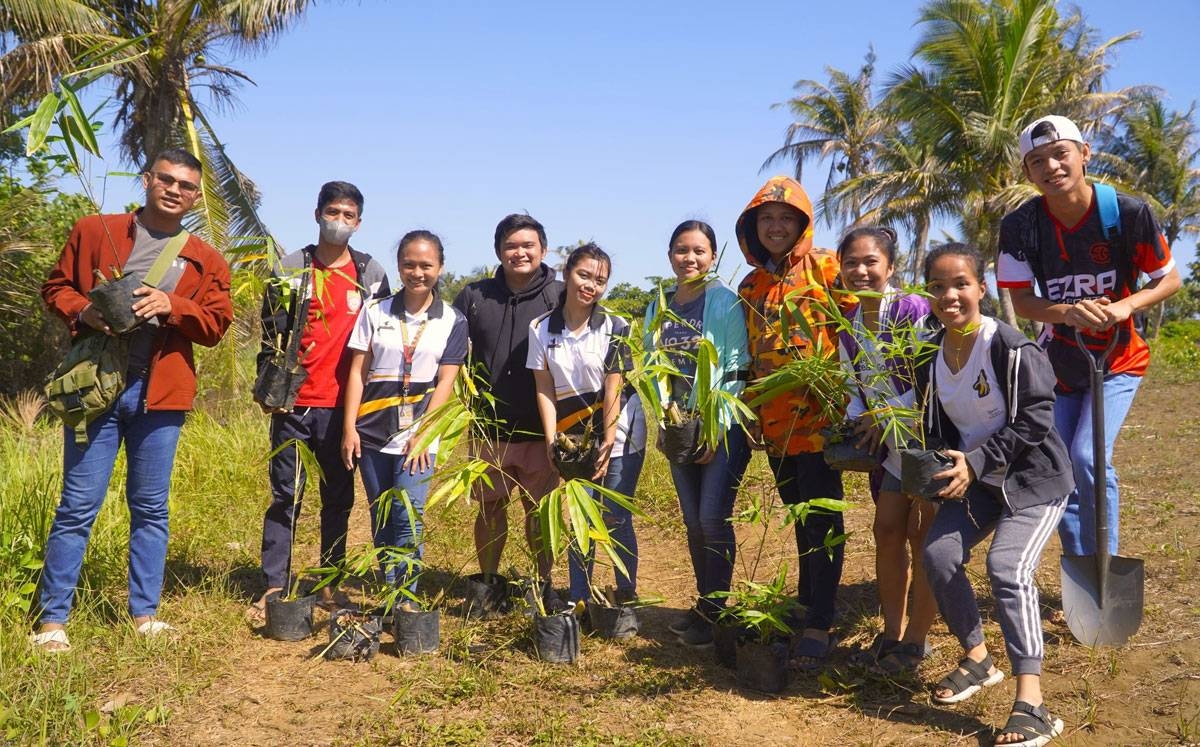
xmin=1019 ymin=115 xmax=1085 ymax=159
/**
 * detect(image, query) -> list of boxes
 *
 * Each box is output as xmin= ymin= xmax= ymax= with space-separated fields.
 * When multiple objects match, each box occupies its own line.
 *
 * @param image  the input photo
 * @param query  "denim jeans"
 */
xmin=568 ymin=450 xmax=645 ymax=603
xmin=261 ymin=407 xmax=355 ymax=589
xmin=769 ymin=451 xmax=845 ymax=631
xmin=670 ymin=427 xmax=751 ymax=616
xmin=1054 ymin=373 xmax=1142 ymax=555
xmin=359 ymin=450 xmax=436 ymax=590
xmin=37 ymin=377 xmax=185 ymax=624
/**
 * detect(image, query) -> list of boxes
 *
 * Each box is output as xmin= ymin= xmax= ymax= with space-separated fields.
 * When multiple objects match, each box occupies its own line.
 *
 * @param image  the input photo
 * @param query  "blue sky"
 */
xmin=89 ymin=0 xmax=1199 ymax=288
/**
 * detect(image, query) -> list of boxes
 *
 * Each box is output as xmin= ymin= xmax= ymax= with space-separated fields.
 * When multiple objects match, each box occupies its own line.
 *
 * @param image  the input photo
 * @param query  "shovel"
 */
xmin=1060 ymin=328 xmax=1144 ymax=647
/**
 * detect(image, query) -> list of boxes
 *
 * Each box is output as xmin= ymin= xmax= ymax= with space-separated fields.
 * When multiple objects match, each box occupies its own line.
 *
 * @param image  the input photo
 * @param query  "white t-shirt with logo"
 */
xmin=348 ymin=295 xmax=468 ymax=455
xmin=934 ymin=316 xmax=1006 ymax=486
xmin=527 ymin=308 xmax=646 ymax=457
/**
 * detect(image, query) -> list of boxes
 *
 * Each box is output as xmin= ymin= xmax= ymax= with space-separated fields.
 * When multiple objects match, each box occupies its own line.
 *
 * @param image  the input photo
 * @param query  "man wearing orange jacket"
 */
xmin=32 ymin=149 xmax=232 ymax=652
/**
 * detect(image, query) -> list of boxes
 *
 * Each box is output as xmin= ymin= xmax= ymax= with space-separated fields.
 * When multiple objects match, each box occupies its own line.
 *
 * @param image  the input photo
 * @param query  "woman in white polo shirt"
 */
xmin=341 ymin=230 xmax=468 ymax=592
xmin=527 ymin=243 xmax=646 ymax=607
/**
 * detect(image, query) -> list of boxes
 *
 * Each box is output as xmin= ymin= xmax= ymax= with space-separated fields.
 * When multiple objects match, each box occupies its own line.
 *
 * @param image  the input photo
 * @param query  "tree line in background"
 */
xmin=1 ymin=0 xmax=1198 ymax=396
xmin=765 ymin=0 xmax=1200 ymax=331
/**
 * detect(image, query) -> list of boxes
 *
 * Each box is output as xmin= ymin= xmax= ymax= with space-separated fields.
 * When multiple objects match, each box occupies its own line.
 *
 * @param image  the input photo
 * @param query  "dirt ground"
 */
xmin=152 ymin=375 xmax=1199 ymax=747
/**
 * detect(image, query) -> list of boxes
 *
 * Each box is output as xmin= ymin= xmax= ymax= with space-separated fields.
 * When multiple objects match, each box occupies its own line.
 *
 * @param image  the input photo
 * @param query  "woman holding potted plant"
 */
xmin=527 ymin=243 xmax=646 ymax=611
xmin=341 ymin=230 xmax=468 ymax=596
xmin=642 ymin=220 xmax=751 ymax=649
xmin=916 ymin=243 xmax=1071 ymax=747
xmin=834 ymin=226 xmax=937 ymax=674
xmin=736 ymin=177 xmax=847 ymax=671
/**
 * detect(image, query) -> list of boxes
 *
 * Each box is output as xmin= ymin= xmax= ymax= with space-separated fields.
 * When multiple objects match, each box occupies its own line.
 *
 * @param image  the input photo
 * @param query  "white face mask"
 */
xmin=319 ymin=217 xmax=356 ymax=246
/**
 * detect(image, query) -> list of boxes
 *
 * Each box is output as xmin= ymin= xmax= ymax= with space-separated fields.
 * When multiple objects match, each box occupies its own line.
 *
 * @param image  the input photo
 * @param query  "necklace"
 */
xmin=944 ymin=330 xmax=977 ymax=373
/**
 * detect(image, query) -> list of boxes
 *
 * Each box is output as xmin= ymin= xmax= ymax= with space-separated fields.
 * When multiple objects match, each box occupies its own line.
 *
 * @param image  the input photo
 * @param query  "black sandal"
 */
xmin=871 ymin=641 xmax=925 ymax=676
xmin=994 ymin=701 xmax=1063 ymax=747
xmin=850 ymin=634 xmax=899 ymax=667
xmin=932 ymin=653 xmax=1004 ymax=704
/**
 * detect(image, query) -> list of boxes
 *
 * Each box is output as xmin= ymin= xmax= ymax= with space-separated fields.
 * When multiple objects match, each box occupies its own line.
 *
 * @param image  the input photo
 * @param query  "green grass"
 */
xmin=1152 ymin=320 xmax=1200 ymax=382
xmin=0 ymin=402 xmax=267 ymax=745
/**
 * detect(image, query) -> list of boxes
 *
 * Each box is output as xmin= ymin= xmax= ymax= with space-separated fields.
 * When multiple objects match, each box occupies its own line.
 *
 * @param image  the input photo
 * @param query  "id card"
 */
xmin=392 ymin=402 xmax=414 ymax=453
xmin=396 ymin=402 xmax=415 ymax=432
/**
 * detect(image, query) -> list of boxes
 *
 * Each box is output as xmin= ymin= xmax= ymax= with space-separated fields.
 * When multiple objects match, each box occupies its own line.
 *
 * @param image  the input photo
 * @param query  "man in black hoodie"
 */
xmin=452 ymin=214 xmax=563 ymax=609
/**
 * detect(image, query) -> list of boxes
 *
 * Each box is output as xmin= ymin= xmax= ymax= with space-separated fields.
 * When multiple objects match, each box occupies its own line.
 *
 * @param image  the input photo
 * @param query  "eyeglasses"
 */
xmin=147 ymin=171 xmax=201 ymax=196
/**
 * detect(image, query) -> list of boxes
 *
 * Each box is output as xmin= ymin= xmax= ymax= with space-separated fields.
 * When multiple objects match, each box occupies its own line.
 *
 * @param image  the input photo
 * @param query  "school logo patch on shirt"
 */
xmin=1090 ymin=242 xmax=1111 ymax=265
xmin=973 ymin=370 xmax=991 ymax=398
xmin=346 ymin=290 xmax=362 ymax=314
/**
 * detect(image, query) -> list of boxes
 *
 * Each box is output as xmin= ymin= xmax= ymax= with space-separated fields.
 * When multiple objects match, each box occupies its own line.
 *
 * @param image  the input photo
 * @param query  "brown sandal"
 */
xmin=244 ymin=600 xmax=267 ymax=626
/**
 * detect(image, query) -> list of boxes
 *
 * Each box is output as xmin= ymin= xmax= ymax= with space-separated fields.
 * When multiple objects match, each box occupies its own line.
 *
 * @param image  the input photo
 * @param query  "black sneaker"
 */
xmin=677 ymin=618 xmax=715 ymax=648
xmin=668 ymin=608 xmax=703 ymax=636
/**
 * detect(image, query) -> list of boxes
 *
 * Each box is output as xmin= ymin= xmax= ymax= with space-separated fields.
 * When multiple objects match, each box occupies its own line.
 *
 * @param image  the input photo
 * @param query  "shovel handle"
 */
xmin=1073 ymin=327 xmax=1120 ymax=563
xmin=1072 ymin=327 xmax=1119 ymax=372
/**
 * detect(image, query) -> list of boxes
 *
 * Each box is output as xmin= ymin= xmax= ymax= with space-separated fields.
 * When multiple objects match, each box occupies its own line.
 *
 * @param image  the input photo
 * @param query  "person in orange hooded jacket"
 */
xmin=737 ymin=176 xmax=845 ymax=671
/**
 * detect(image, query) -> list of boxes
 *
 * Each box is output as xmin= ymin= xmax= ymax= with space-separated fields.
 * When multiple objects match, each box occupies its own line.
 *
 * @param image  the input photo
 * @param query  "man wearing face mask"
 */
xmin=247 ymin=181 xmax=390 ymax=623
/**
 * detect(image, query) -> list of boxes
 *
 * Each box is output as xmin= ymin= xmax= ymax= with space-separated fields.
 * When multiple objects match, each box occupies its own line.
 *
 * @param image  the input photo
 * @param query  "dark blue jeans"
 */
xmin=568 ymin=450 xmax=644 ymax=602
xmin=670 ymin=426 xmax=751 ymax=616
xmin=769 ymin=451 xmax=845 ymax=631
xmin=38 ymin=377 xmax=184 ymax=624
xmin=261 ymin=407 xmax=355 ymax=589
xmin=359 ymin=450 xmax=436 ymax=591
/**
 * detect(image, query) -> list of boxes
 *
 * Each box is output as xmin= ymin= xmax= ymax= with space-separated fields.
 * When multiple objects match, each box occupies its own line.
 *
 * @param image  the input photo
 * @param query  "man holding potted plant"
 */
xmin=249 ymin=181 xmax=390 ymax=623
xmin=33 ymin=149 xmax=233 ymax=651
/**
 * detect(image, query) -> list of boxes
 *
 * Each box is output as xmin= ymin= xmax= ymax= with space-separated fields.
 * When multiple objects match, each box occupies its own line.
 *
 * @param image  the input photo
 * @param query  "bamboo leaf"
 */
xmin=58 ymin=82 xmax=101 ymax=156
xmin=565 ymin=482 xmax=591 ymax=557
xmin=22 ymin=94 xmax=62 ymax=155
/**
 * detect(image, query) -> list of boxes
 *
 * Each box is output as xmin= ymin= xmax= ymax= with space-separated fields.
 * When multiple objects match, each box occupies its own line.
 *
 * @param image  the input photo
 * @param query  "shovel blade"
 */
xmin=1060 ymin=554 xmax=1144 ymax=647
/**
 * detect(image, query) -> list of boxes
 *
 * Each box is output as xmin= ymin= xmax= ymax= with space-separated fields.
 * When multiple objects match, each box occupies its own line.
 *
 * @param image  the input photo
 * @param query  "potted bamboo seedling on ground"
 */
xmin=712 ymin=564 xmax=800 ymax=694
xmin=713 ymin=472 xmax=851 ymax=678
xmin=262 ymin=438 xmax=323 ymax=642
xmin=366 ymin=492 xmax=447 ymax=657
xmin=527 ymin=479 xmax=643 ymax=663
xmin=584 ymin=585 xmax=657 ymax=640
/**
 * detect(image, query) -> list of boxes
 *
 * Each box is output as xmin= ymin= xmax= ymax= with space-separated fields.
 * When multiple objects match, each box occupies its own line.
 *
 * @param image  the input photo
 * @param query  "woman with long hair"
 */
xmin=644 ymin=220 xmax=751 ymax=648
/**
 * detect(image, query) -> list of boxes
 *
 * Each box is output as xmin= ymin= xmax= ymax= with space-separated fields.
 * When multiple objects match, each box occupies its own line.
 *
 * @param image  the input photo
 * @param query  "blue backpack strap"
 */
xmin=1093 ymin=182 xmax=1121 ymax=240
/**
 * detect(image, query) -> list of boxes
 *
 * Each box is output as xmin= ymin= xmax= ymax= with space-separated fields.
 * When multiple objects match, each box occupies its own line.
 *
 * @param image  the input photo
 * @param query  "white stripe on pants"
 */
xmin=922 ymin=484 xmax=1067 ymax=676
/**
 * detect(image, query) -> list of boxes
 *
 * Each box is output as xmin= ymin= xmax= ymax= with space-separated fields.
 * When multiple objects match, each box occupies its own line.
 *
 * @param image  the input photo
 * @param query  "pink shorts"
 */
xmin=471 ymin=439 xmax=559 ymax=505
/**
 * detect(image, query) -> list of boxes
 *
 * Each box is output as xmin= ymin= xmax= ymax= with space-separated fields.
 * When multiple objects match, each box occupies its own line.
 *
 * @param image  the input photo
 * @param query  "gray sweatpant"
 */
xmin=922 ymin=484 xmax=1067 ymax=675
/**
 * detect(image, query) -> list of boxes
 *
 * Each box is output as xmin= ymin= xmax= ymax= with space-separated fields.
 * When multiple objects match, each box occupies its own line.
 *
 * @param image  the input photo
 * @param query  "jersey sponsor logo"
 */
xmin=1089 ymin=242 xmax=1111 ymax=265
xmin=973 ymin=370 xmax=990 ymax=398
xmin=1044 ymin=269 xmax=1118 ymax=301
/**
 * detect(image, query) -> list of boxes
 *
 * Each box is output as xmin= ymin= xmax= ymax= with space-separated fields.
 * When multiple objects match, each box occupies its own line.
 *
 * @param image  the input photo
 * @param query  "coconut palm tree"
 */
xmin=1092 ymin=93 xmax=1200 ymax=334
xmin=763 ymin=49 xmax=887 ymax=227
xmin=1 ymin=0 xmax=313 ymax=256
xmin=887 ymin=0 xmax=1135 ymax=323
xmin=819 ymin=131 xmax=960 ymax=284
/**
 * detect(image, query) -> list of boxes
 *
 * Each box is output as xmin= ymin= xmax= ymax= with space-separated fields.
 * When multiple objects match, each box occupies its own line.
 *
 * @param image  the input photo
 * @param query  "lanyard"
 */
xmin=399 ymin=313 xmax=428 ymax=396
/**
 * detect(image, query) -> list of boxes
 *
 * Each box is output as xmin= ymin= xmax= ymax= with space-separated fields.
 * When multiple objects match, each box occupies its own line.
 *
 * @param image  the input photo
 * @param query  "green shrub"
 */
xmin=1153 ymin=320 xmax=1200 ymax=382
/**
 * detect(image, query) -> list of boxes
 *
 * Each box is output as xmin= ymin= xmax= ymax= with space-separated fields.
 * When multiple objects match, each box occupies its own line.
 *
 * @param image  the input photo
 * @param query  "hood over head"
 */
xmin=736 ymin=176 xmax=815 ymax=269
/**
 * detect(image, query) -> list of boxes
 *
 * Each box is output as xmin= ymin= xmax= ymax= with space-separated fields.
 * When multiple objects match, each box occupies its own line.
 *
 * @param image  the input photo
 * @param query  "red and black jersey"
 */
xmin=997 ymin=186 xmax=1175 ymax=391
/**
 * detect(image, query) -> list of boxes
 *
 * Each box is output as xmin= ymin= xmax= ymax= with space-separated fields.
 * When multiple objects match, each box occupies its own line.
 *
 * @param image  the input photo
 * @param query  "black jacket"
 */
xmin=915 ymin=319 xmax=1075 ymax=512
xmin=452 ymin=264 xmax=562 ymax=441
